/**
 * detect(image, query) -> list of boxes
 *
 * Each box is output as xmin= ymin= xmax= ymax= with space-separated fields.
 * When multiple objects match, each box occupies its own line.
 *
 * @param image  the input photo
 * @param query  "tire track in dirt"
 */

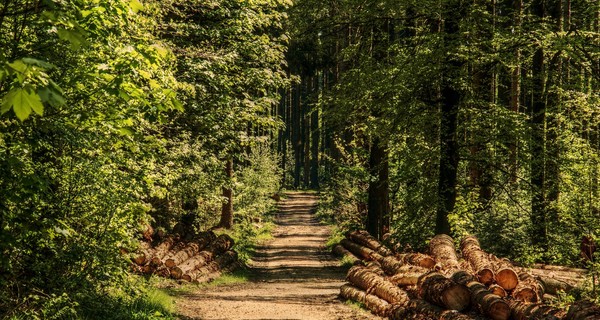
xmin=174 ymin=191 xmax=381 ymax=320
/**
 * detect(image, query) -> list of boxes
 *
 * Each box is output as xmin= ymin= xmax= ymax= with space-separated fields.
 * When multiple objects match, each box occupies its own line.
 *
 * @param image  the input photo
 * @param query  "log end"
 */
xmin=181 ymin=274 xmax=192 ymax=282
xmin=514 ymin=287 xmax=538 ymax=303
xmin=165 ymin=259 xmax=176 ymax=269
xmin=488 ymin=284 xmax=507 ymax=298
xmin=488 ymin=300 xmax=511 ymax=320
xmin=170 ymin=267 xmax=183 ymax=279
xmin=477 ymin=268 xmax=495 ymax=285
xmin=441 ymin=283 xmax=471 ymax=311
xmin=496 ymin=268 xmax=519 ymax=290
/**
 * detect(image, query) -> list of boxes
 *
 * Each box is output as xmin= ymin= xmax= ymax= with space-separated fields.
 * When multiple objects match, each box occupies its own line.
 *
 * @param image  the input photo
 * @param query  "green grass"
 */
xmin=203 ymin=268 xmax=251 ymax=287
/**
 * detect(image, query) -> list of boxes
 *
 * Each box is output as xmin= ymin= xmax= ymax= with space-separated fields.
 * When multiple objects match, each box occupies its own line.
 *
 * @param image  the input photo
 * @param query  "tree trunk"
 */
xmin=396 ymin=253 xmax=437 ymax=269
xmin=392 ymin=299 xmax=481 ymax=320
xmin=388 ymin=265 xmax=430 ymax=286
xmin=346 ymin=265 xmax=411 ymax=305
xmin=460 ymin=235 xmax=495 ymax=285
xmin=340 ymin=283 xmax=392 ymax=317
xmin=346 ymin=230 xmax=392 ymax=256
xmin=367 ymin=138 xmax=390 ymax=239
xmin=451 ymin=271 xmax=510 ymax=320
xmin=509 ymin=300 xmax=566 ymax=320
xmin=429 ymin=234 xmax=461 ymax=272
xmin=417 ymin=272 xmax=471 ymax=311
xmin=310 ymin=73 xmax=320 ymax=189
xmin=340 ymin=238 xmax=380 ymax=261
xmin=530 ymin=0 xmax=548 ymax=252
xmin=218 ymin=158 xmax=234 ymax=229
xmin=489 ymin=256 xmax=519 ymax=291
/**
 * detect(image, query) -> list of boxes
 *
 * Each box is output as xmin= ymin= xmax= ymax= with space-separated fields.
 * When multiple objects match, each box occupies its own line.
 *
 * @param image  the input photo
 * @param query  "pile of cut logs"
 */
xmin=130 ymin=231 xmax=239 ymax=283
xmin=334 ymin=230 xmax=598 ymax=320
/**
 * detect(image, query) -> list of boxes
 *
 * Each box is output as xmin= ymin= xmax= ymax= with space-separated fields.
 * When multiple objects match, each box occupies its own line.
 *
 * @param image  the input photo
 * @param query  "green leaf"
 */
xmin=22 ymin=58 xmax=55 ymax=69
xmin=3 ymin=88 xmax=44 ymax=120
xmin=129 ymin=0 xmax=144 ymax=12
xmin=171 ymin=97 xmax=184 ymax=111
xmin=57 ymin=28 xmax=87 ymax=50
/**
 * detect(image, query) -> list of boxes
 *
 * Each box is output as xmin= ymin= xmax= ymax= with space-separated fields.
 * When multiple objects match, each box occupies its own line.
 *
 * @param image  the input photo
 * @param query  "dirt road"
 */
xmin=175 ymin=192 xmax=380 ymax=320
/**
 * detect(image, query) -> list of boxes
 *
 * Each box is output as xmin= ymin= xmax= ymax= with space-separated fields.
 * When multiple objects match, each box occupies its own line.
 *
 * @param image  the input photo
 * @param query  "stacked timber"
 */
xmin=130 ymin=231 xmax=239 ymax=283
xmin=336 ymin=230 xmax=595 ymax=320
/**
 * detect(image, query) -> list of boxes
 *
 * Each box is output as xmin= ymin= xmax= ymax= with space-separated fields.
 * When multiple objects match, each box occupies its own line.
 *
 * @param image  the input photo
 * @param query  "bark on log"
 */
xmin=460 ymin=236 xmax=495 ymax=285
xmin=346 ymin=265 xmax=410 ymax=305
xmin=189 ymin=250 xmax=238 ymax=283
xmin=537 ymin=275 xmax=575 ymax=294
xmin=565 ymin=300 xmax=600 ymax=320
xmin=205 ymin=234 xmax=235 ymax=256
xmin=488 ymin=284 xmax=507 ymax=297
xmin=171 ymin=234 xmax=235 ymax=280
xmin=489 ymin=256 xmax=519 ymax=291
xmin=417 ymin=271 xmax=471 ymax=311
xmin=340 ymin=238 xmax=377 ymax=261
xmin=451 ymin=271 xmax=510 ymax=320
xmin=396 ymin=253 xmax=437 ymax=269
xmin=391 ymin=299 xmax=482 ymax=320
xmin=332 ymin=244 xmax=359 ymax=264
xmin=164 ymin=232 xmax=215 ymax=268
xmin=148 ymin=237 xmax=175 ymax=266
xmin=532 ymin=264 xmax=588 ymax=275
xmin=388 ymin=265 xmax=430 ymax=286
xmin=339 ymin=283 xmax=392 ymax=317
xmin=513 ymin=272 xmax=544 ymax=303
xmin=509 ymin=300 xmax=566 ymax=320
xmin=347 ymin=230 xmax=393 ymax=256
xmin=429 ymin=234 xmax=461 ymax=273
xmin=170 ymin=251 xmax=212 ymax=279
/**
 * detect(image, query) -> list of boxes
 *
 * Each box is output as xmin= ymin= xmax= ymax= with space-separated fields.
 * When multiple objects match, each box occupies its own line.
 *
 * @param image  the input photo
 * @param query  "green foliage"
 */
xmin=0 ymin=0 xmax=289 ymax=317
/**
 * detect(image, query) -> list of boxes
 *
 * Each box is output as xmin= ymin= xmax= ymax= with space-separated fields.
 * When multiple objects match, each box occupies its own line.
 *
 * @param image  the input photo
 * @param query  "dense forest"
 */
xmin=0 ymin=0 xmax=599 ymax=318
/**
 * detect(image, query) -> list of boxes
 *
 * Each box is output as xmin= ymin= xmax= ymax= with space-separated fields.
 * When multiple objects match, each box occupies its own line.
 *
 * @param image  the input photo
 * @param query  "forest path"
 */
xmin=174 ymin=191 xmax=381 ymax=320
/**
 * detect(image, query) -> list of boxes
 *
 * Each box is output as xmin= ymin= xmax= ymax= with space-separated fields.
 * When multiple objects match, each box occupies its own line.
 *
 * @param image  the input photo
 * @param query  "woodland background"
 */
xmin=0 ymin=0 xmax=599 ymax=318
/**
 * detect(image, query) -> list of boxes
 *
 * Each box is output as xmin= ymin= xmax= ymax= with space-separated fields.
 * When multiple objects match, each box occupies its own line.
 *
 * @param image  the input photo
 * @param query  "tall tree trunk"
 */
xmin=218 ymin=159 xmax=234 ymax=229
xmin=367 ymin=137 xmax=390 ymax=239
xmin=303 ymin=76 xmax=311 ymax=188
xmin=509 ymin=0 xmax=522 ymax=183
xmin=310 ymin=73 xmax=320 ymax=189
xmin=436 ymin=0 xmax=464 ymax=235
xmin=530 ymin=0 xmax=547 ymax=250
xmin=292 ymin=83 xmax=301 ymax=188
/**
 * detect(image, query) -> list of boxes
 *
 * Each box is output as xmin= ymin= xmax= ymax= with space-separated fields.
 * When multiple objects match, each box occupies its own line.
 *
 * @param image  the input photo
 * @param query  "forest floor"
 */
xmin=173 ymin=191 xmax=381 ymax=320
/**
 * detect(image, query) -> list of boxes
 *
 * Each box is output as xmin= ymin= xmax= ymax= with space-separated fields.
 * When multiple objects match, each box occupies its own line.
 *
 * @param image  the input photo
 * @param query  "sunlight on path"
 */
xmin=175 ymin=192 xmax=381 ymax=320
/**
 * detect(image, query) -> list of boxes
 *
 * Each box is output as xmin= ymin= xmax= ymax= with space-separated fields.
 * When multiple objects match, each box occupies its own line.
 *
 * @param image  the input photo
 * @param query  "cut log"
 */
xmin=513 ymin=272 xmax=544 ymax=303
xmin=332 ymin=244 xmax=360 ymax=264
xmin=417 ymin=271 xmax=471 ymax=311
xmin=391 ymin=299 xmax=483 ymax=320
xmin=205 ymin=234 xmax=235 ymax=256
xmin=451 ymin=271 xmax=510 ymax=320
xmin=164 ymin=232 xmax=215 ymax=268
xmin=565 ymin=300 xmax=600 ymax=320
xmin=429 ymin=234 xmax=461 ymax=273
xmin=509 ymin=300 xmax=566 ymax=320
xmin=532 ymin=264 xmax=588 ymax=275
xmin=388 ymin=265 xmax=429 ymax=286
xmin=340 ymin=283 xmax=392 ymax=317
xmin=346 ymin=265 xmax=410 ymax=305
xmin=340 ymin=238 xmax=377 ymax=261
xmin=460 ymin=236 xmax=495 ymax=285
xmin=148 ymin=237 xmax=177 ymax=266
xmin=170 ymin=251 xmax=212 ymax=279
xmin=396 ymin=253 xmax=437 ymax=269
xmin=489 ymin=256 xmax=519 ymax=291
xmin=488 ymin=284 xmax=507 ymax=297
xmin=537 ymin=275 xmax=575 ymax=294
xmin=190 ymin=250 xmax=238 ymax=283
xmin=347 ymin=230 xmax=393 ymax=256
